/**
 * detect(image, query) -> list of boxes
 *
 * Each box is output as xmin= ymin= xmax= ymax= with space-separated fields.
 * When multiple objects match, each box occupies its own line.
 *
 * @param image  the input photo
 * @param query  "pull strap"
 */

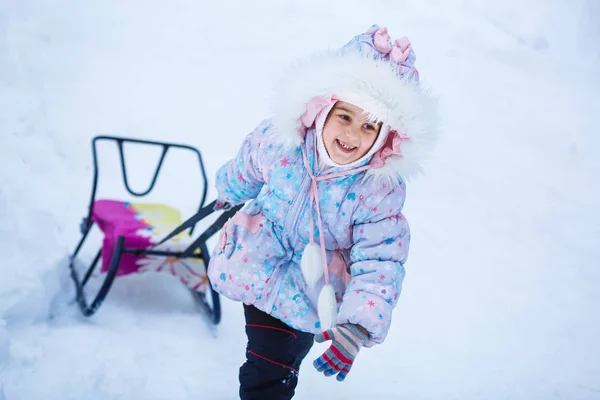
xmin=152 ymin=200 xmax=218 ymax=248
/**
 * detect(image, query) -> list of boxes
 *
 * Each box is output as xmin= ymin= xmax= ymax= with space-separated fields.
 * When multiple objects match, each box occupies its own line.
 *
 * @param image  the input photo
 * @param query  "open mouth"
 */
xmin=336 ymin=139 xmax=356 ymax=154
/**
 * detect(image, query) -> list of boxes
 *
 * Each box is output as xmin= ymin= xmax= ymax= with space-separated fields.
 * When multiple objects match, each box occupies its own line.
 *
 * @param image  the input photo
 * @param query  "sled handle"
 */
xmin=117 ymin=140 xmax=169 ymax=197
xmin=84 ymin=135 xmax=209 ymax=234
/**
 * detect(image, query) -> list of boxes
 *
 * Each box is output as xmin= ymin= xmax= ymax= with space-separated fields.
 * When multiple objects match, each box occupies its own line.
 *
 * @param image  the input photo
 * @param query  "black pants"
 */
xmin=239 ymin=304 xmax=315 ymax=400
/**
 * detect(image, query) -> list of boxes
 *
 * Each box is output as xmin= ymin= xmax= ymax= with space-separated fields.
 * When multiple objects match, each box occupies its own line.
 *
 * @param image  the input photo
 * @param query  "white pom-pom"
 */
xmin=301 ymin=242 xmax=324 ymax=288
xmin=318 ymin=284 xmax=338 ymax=330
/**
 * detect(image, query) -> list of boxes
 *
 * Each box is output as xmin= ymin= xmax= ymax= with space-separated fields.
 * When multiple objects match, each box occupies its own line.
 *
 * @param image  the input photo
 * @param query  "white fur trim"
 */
xmin=317 ymin=284 xmax=338 ymax=330
xmin=270 ymin=51 xmax=439 ymax=184
xmin=300 ymin=242 xmax=324 ymax=288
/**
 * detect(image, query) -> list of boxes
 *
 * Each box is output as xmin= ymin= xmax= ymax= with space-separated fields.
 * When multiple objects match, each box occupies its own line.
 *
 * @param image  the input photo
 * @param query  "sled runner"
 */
xmin=68 ymin=135 xmax=240 ymax=324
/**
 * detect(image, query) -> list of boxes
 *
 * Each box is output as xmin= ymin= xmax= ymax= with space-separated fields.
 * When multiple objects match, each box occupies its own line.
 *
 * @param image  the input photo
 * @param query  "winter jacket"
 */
xmin=207 ymin=25 xmax=437 ymax=345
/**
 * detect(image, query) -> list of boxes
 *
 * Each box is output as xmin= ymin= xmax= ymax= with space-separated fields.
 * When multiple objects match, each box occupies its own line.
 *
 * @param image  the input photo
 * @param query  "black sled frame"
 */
xmin=68 ymin=135 xmax=240 ymax=324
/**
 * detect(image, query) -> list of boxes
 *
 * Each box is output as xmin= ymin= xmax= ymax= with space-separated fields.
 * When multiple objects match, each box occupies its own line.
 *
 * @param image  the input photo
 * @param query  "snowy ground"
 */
xmin=1 ymin=0 xmax=599 ymax=399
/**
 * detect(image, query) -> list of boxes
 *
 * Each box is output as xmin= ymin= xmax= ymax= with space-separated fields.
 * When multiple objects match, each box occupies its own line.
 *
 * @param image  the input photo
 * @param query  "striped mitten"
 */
xmin=313 ymin=324 xmax=369 ymax=381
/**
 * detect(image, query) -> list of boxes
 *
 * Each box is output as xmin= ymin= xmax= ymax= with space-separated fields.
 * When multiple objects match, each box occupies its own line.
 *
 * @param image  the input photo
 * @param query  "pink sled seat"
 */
xmin=91 ymin=199 xmax=209 ymax=292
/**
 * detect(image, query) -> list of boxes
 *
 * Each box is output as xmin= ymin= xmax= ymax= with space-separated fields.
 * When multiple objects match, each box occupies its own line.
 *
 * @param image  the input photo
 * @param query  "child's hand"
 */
xmin=214 ymin=200 xmax=232 ymax=211
xmin=313 ymin=324 xmax=369 ymax=382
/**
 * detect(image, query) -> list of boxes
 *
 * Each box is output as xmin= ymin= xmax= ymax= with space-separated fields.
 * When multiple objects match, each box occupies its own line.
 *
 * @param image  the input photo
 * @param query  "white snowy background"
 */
xmin=1 ymin=0 xmax=599 ymax=399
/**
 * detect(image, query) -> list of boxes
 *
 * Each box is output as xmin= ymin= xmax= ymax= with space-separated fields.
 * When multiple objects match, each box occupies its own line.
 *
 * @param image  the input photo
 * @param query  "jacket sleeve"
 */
xmin=215 ymin=120 xmax=274 ymax=205
xmin=336 ymin=183 xmax=410 ymax=346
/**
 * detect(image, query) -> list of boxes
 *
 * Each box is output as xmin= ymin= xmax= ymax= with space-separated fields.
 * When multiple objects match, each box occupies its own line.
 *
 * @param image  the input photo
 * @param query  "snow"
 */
xmin=1 ymin=0 xmax=599 ymax=399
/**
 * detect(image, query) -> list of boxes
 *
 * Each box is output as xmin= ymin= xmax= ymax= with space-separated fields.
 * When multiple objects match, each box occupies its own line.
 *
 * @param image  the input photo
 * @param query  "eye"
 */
xmin=362 ymin=123 xmax=377 ymax=131
xmin=338 ymin=114 xmax=351 ymax=122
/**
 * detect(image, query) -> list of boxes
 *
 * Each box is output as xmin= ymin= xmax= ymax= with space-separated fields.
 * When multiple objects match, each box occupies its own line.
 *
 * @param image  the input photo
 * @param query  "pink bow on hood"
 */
xmin=300 ymin=94 xmax=338 ymax=129
xmin=370 ymin=130 xmax=410 ymax=168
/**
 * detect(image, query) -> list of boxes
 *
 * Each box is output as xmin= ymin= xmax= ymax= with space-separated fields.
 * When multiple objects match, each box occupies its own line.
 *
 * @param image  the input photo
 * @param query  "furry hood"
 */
xmin=270 ymin=27 xmax=439 ymax=185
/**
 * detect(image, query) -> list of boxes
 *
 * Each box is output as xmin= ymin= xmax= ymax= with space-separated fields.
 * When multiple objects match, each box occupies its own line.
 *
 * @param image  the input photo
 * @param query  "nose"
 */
xmin=343 ymin=127 xmax=360 ymax=142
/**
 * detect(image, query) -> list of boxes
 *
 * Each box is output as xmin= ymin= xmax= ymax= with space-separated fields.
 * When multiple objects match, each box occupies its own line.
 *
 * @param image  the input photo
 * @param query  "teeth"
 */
xmin=338 ymin=140 xmax=355 ymax=150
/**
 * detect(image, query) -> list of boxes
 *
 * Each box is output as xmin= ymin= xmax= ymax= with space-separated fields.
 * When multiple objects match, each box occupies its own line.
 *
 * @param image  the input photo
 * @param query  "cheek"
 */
xmin=322 ymin=124 xmax=336 ymax=144
xmin=360 ymin=133 xmax=378 ymax=153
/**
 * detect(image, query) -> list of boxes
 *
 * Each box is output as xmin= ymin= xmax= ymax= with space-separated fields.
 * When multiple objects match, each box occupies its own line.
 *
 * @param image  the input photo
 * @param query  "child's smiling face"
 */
xmin=322 ymin=101 xmax=382 ymax=165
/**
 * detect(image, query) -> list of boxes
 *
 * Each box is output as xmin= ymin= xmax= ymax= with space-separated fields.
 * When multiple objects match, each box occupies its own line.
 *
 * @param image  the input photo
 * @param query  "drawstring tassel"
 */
xmin=317 ymin=284 xmax=338 ymax=330
xmin=301 ymin=242 xmax=324 ymax=288
xmin=299 ymin=146 xmax=369 ymax=330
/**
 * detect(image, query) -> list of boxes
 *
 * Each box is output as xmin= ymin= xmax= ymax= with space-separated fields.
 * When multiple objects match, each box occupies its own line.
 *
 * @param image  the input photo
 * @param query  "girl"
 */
xmin=209 ymin=25 xmax=438 ymax=399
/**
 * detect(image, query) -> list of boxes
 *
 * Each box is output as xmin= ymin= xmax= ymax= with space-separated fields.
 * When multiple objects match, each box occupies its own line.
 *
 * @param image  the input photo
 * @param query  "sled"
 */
xmin=68 ymin=135 xmax=240 ymax=324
